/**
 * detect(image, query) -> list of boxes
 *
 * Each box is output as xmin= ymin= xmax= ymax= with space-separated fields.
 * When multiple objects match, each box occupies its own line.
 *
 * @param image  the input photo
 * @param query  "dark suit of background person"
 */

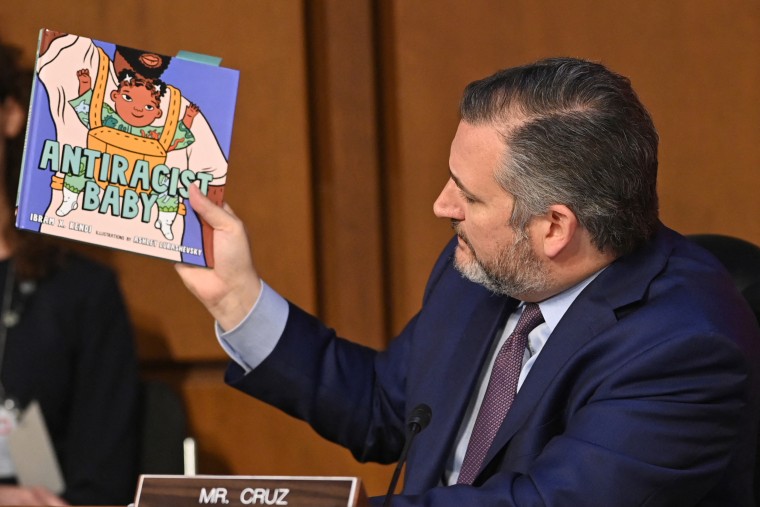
xmin=177 ymin=57 xmax=760 ymax=506
xmin=0 ymin=40 xmax=139 ymax=506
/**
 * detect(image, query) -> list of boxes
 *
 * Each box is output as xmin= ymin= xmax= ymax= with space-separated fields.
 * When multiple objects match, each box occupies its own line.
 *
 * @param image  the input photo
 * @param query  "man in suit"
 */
xmin=177 ymin=57 xmax=760 ymax=506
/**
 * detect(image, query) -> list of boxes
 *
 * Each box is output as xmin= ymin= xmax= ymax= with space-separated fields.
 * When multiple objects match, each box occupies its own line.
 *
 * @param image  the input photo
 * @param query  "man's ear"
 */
xmin=1 ymin=97 xmax=25 ymax=139
xmin=538 ymin=204 xmax=578 ymax=259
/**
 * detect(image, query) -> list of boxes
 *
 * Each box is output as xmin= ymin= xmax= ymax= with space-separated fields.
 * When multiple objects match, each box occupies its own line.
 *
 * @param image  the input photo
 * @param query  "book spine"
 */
xmin=14 ymin=29 xmax=46 ymax=233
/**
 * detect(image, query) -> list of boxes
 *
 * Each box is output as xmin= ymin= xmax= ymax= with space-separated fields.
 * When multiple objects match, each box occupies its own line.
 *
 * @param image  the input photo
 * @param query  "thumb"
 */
xmin=188 ymin=183 xmax=232 ymax=230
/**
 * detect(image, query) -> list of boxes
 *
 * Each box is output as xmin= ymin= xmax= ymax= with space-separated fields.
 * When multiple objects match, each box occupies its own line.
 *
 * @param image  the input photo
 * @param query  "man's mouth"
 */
xmin=455 ymin=233 xmax=472 ymax=253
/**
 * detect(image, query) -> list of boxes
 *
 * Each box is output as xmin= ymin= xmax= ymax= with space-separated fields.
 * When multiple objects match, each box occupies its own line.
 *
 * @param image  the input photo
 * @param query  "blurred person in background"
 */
xmin=0 ymin=37 xmax=139 ymax=505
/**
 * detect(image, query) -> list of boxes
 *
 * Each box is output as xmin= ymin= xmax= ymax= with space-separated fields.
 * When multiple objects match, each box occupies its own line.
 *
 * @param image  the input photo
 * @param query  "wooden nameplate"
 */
xmin=135 ymin=475 xmax=367 ymax=507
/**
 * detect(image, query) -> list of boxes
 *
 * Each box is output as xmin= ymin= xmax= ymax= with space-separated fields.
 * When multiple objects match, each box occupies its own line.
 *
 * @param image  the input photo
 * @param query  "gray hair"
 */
xmin=460 ymin=57 xmax=659 ymax=256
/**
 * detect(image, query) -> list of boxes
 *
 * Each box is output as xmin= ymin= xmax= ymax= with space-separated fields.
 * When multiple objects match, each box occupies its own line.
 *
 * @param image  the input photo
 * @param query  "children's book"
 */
xmin=15 ymin=29 xmax=240 ymax=267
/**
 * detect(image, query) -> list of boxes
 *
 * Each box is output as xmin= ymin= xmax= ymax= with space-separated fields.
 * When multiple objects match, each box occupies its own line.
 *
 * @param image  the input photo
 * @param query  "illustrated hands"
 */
xmin=175 ymin=184 xmax=262 ymax=331
xmin=76 ymin=68 xmax=91 ymax=86
xmin=39 ymin=29 xmax=66 ymax=56
xmin=76 ymin=69 xmax=91 ymax=96
xmin=183 ymin=102 xmax=200 ymax=128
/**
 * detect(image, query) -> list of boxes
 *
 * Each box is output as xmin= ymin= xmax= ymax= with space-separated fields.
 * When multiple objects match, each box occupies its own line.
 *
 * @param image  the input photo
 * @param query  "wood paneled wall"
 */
xmin=2 ymin=0 xmax=758 ymax=498
xmin=377 ymin=0 xmax=760 ymax=330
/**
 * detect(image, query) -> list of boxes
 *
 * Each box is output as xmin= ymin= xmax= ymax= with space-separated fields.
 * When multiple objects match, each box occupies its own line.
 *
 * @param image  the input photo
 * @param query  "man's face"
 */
xmin=111 ymin=83 xmax=163 ymax=128
xmin=433 ymin=121 xmax=550 ymax=299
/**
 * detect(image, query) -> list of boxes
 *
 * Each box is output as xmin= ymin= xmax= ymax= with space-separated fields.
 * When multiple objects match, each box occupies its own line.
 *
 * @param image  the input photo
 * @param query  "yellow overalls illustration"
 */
xmin=54 ymin=47 xmax=188 ymax=240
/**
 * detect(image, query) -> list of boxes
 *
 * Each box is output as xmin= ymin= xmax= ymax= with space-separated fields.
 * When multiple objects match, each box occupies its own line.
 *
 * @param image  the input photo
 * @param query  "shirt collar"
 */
xmin=534 ymin=267 xmax=605 ymax=334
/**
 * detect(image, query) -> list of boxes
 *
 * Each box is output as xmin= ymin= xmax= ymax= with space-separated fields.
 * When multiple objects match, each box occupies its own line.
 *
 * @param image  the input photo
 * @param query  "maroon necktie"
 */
xmin=457 ymin=303 xmax=544 ymax=485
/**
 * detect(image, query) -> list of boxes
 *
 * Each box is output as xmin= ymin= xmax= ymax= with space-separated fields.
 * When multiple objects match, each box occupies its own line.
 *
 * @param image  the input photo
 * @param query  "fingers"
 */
xmin=31 ymin=487 xmax=69 ymax=506
xmin=188 ymin=184 xmax=234 ymax=230
xmin=222 ymin=202 xmax=239 ymax=218
xmin=0 ymin=485 xmax=69 ymax=506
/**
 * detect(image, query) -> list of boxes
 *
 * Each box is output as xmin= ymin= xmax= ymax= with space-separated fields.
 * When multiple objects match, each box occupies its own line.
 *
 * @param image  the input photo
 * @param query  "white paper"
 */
xmin=7 ymin=400 xmax=65 ymax=494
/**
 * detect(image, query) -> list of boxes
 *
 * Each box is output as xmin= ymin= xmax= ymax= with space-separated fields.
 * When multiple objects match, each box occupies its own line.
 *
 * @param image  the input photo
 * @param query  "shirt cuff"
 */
xmin=215 ymin=280 xmax=289 ymax=373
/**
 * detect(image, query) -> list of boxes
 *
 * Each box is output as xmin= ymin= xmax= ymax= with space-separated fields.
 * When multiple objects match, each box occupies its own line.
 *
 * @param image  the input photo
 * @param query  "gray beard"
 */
xmin=453 ymin=229 xmax=550 ymax=298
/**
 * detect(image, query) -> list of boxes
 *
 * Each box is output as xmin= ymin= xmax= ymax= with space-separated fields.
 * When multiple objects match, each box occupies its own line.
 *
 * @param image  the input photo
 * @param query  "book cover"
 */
xmin=15 ymin=29 xmax=239 ymax=267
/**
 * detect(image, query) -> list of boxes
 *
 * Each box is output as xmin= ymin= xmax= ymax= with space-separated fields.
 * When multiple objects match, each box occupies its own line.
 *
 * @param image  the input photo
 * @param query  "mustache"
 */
xmin=451 ymin=220 xmax=463 ymax=239
xmin=451 ymin=220 xmax=473 ymax=250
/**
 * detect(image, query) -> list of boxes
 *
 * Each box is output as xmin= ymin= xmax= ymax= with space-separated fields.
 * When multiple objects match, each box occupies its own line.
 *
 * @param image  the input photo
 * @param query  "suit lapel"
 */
xmin=479 ymin=293 xmax=618 ymax=471
xmin=477 ymin=225 xmax=676 ymax=479
xmin=405 ymin=289 xmax=517 ymax=492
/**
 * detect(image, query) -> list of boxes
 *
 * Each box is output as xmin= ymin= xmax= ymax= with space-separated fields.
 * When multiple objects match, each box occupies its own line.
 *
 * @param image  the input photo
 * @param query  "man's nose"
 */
xmin=433 ymin=179 xmax=464 ymax=220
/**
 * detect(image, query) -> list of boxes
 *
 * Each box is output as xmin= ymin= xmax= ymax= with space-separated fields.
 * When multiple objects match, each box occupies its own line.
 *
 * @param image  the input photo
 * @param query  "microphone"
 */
xmin=382 ymin=404 xmax=433 ymax=507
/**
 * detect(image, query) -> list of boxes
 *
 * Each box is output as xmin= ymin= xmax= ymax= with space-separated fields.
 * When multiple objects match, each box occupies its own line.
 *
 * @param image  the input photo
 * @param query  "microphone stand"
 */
xmin=382 ymin=404 xmax=432 ymax=507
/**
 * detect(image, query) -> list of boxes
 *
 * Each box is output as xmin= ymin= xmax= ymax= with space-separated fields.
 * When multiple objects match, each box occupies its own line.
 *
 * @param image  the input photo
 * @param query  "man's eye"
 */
xmin=459 ymin=189 xmax=476 ymax=204
xmin=145 ymin=105 xmax=154 ymax=111
xmin=121 ymin=94 xmax=132 ymax=102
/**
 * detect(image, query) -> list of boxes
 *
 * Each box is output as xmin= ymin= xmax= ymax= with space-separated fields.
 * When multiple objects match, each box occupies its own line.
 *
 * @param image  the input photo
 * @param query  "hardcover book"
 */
xmin=15 ymin=29 xmax=240 ymax=267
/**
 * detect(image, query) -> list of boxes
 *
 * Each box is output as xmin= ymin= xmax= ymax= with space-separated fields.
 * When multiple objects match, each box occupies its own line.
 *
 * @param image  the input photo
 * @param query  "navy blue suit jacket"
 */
xmin=228 ymin=225 xmax=760 ymax=506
